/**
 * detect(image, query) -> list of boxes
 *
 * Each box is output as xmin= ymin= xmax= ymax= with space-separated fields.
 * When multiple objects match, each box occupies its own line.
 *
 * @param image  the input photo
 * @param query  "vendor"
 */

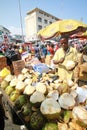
xmin=53 ymin=35 xmax=78 ymax=81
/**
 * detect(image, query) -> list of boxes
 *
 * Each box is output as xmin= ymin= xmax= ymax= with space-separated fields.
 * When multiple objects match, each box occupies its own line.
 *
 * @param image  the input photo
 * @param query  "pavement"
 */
xmin=5 ymin=120 xmax=21 ymax=130
xmin=3 ymin=99 xmax=27 ymax=130
xmin=4 ymin=112 xmax=27 ymax=130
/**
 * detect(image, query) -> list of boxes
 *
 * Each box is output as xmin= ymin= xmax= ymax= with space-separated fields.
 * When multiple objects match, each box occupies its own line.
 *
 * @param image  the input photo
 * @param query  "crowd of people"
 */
xmin=0 ymin=37 xmax=87 ymax=72
xmin=0 ymin=36 xmax=87 ymax=129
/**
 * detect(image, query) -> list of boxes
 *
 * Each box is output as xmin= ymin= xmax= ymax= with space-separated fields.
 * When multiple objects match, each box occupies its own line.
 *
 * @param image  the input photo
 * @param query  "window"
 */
xmin=44 ymin=19 xmax=48 ymax=24
xmin=38 ymin=25 xmax=42 ymax=31
xmin=38 ymin=17 xmax=42 ymax=22
xmin=49 ymin=21 xmax=52 ymax=24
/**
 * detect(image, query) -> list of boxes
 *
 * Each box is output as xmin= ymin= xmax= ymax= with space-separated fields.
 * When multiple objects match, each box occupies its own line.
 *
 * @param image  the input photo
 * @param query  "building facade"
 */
xmin=25 ymin=8 xmax=60 ymax=42
xmin=0 ymin=25 xmax=10 ymax=43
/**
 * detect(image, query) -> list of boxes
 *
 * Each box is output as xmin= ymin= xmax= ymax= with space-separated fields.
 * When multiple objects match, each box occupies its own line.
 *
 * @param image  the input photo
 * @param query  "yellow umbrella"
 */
xmin=82 ymin=30 xmax=87 ymax=36
xmin=38 ymin=19 xmax=87 ymax=39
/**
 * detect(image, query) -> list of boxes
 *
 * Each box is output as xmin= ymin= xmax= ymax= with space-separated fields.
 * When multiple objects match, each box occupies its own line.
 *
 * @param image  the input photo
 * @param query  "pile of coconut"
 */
xmin=0 ymin=67 xmax=87 ymax=130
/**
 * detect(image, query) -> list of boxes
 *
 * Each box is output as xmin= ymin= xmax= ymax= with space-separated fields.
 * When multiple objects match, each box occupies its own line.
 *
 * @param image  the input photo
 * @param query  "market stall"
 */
xmin=0 ymin=63 xmax=87 ymax=130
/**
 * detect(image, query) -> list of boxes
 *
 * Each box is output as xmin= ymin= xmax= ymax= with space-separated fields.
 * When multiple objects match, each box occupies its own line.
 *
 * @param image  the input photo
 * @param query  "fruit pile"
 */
xmin=0 ymin=67 xmax=87 ymax=130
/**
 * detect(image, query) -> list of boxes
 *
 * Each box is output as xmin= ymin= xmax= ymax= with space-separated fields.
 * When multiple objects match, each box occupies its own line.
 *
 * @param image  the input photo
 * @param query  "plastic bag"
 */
xmin=0 ymin=67 xmax=10 ymax=78
xmin=33 ymin=63 xmax=49 ymax=73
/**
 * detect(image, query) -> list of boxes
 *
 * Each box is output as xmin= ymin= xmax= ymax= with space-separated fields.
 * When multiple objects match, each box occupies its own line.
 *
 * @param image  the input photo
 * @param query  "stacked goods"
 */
xmin=12 ymin=60 xmax=25 ymax=75
xmin=0 ymin=56 xmax=9 ymax=71
xmin=0 ymin=67 xmax=87 ymax=130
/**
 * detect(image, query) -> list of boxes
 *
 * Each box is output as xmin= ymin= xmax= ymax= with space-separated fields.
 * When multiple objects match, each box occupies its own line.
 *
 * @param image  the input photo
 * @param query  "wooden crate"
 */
xmin=12 ymin=60 xmax=25 ymax=75
xmin=0 ymin=57 xmax=7 ymax=68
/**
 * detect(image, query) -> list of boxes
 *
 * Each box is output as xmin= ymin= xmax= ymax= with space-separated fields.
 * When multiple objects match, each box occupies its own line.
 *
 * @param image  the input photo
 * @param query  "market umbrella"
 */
xmin=81 ymin=30 xmax=87 ymax=36
xmin=70 ymin=30 xmax=87 ymax=38
xmin=38 ymin=19 xmax=87 ymax=40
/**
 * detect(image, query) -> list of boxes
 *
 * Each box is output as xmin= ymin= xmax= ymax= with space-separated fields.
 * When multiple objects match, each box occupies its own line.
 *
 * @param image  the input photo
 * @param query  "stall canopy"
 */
xmin=70 ymin=30 xmax=87 ymax=39
xmin=38 ymin=19 xmax=87 ymax=40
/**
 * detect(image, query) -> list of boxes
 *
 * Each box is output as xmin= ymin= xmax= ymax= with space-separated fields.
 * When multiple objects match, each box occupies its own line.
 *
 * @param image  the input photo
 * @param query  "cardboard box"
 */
xmin=12 ymin=60 xmax=25 ymax=75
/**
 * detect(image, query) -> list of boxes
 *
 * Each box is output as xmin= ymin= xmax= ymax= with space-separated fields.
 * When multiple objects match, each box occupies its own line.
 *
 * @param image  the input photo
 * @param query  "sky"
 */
xmin=0 ymin=0 xmax=87 ymax=35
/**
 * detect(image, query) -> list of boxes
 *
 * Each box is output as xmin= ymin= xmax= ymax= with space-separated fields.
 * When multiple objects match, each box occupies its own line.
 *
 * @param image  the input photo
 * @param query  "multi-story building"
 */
xmin=0 ymin=25 xmax=10 ymax=43
xmin=25 ymin=7 xmax=60 ymax=42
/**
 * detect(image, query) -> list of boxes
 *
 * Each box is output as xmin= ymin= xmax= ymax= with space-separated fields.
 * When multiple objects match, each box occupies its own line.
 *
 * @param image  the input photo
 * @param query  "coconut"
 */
xmin=72 ymin=106 xmax=87 ymax=126
xmin=15 ymin=81 xmax=26 ymax=92
xmin=10 ymin=77 xmax=18 ymax=87
xmin=23 ymin=85 xmax=35 ymax=95
xmin=65 ymin=60 xmax=75 ymax=70
xmin=5 ymin=74 xmax=14 ymax=82
xmin=47 ymin=90 xmax=59 ymax=101
xmin=35 ymin=82 xmax=47 ymax=94
xmin=30 ymin=91 xmax=45 ymax=104
xmin=40 ymin=98 xmax=61 ymax=119
xmin=17 ymin=74 xmax=26 ymax=81
xmin=59 ymin=93 xmax=76 ymax=110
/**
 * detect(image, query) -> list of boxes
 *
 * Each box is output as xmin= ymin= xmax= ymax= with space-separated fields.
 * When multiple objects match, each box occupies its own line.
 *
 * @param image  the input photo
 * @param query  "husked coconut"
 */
xmin=69 ymin=121 xmax=84 ymax=130
xmin=5 ymin=74 xmax=14 ymax=82
xmin=23 ymin=85 xmax=35 ymax=95
xmin=16 ymin=81 xmax=26 ymax=92
xmin=40 ymin=98 xmax=61 ymax=119
xmin=67 ymin=79 xmax=74 ymax=87
xmin=21 ymin=68 xmax=29 ymax=74
xmin=35 ymin=83 xmax=47 ymax=94
xmin=30 ymin=91 xmax=45 ymax=104
xmin=58 ymin=122 xmax=68 ymax=130
xmin=47 ymin=90 xmax=59 ymax=101
xmin=65 ymin=60 xmax=75 ymax=70
xmin=24 ymin=72 xmax=32 ymax=78
xmin=72 ymin=106 xmax=87 ymax=126
xmin=46 ymin=85 xmax=53 ymax=92
xmin=17 ymin=74 xmax=26 ymax=81
xmin=24 ymin=78 xmax=32 ymax=85
xmin=10 ymin=77 xmax=18 ymax=87
xmin=59 ymin=93 xmax=76 ymax=110
xmin=71 ymin=83 xmax=78 ymax=90
xmin=70 ymin=90 xmax=78 ymax=99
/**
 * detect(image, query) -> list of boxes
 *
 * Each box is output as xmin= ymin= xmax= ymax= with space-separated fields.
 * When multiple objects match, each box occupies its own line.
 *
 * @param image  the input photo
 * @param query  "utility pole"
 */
xmin=18 ymin=0 xmax=24 ymax=43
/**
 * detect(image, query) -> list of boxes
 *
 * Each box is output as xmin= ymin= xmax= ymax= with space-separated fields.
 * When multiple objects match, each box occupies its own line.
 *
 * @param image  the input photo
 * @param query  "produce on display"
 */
xmin=5 ymin=85 xmax=15 ymax=95
xmin=14 ymin=95 xmax=28 ymax=110
xmin=58 ymin=93 xmax=76 ymax=110
xmin=0 ymin=80 xmax=9 ymax=89
xmin=15 ymin=81 xmax=26 ymax=92
xmin=23 ymin=85 xmax=35 ymax=95
xmin=0 ymin=67 xmax=87 ymax=130
xmin=42 ymin=122 xmax=58 ymax=130
xmin=10 ymin=77 xmax=19 ymax=87
xmin=21 ymin=102 xmax=33 ymax=122
xmin=10 ymin=89 xmax=21 ymax=102
xmin=30 ymin=91 xmax=45 ymax=106
xmin=30 ymin=110 xmax=46 ymax=130
xmin=5 ymin=74 xmax=14 ymax=82
xmin=40 ymin=98 xmax=61 ymax=119
xmin=72 ymin=106 xmax=87 ymax=127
